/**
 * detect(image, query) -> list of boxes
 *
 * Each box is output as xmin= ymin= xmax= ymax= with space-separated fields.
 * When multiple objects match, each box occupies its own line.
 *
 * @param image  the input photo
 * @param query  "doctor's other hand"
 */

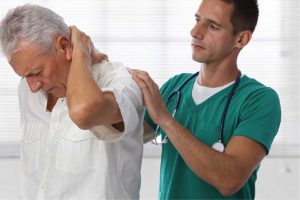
xmin=129 ymin=69 xmax=173 ymax=128
xmin=70 ymin=26 xmax=108 ymax=66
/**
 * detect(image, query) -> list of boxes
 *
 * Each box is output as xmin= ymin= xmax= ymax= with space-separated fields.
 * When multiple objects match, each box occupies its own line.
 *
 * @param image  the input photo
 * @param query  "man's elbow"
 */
xmin=218 ymin=185 xmax=241 ymax=197
xmin=217 ymin=178 xmax=245 ymax=197
xmin=68 ymin=103 xmax=95 ymax=130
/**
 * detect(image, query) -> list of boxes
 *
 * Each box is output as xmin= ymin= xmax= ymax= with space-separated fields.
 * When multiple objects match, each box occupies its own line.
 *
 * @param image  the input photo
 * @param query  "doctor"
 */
xmin=0 ymin=4 xmax=144 ymax=200
xmin=130 ymin=0 xmax=281 ymax=199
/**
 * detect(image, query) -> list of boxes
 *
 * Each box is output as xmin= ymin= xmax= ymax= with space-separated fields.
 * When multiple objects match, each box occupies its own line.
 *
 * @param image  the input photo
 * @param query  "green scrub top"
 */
xmin=145 ymin=73 xmax=281 ymax=200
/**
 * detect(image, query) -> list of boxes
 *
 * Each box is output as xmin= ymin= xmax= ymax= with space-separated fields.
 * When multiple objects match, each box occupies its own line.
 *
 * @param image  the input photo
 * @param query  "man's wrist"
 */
xmin=72 ymin=49 xmax=92 ymax=66
xmin=159 ymin=114 xmax=175 ymax=131
xmin=72 ymin=47 xmax=89 ymax=58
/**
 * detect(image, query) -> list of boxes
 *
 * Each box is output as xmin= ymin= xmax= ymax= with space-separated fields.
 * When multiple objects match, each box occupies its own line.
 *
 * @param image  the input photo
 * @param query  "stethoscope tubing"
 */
xmin=153 ymin=71 xmax=241 ymax=148
xmin=219 ymin=71 xmax=241 ymax=143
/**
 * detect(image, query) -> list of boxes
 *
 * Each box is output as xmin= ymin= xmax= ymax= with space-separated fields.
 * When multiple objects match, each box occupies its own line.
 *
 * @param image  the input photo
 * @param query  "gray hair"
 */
xmin=0 ymin=4 xmax=70 ymax=59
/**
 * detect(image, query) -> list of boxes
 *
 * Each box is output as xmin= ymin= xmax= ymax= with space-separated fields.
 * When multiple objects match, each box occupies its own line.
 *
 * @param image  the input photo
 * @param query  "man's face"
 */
xmin=9 ymin=44 xmax=71 ymax=98
xmin=190 ymin=0 xmax=238 ymax=64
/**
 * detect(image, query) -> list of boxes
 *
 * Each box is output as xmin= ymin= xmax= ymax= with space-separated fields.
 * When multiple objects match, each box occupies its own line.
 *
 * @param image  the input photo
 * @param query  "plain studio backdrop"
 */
xmin=0 ymin=0 xmax=299 ymax=199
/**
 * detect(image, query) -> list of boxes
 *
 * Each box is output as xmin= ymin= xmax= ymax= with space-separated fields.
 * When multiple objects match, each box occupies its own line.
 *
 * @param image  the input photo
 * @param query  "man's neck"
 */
xmin=46 ymin=94 xmax=59 ymax=112
xmin=197 ymin=63 xmax=239 ymax=88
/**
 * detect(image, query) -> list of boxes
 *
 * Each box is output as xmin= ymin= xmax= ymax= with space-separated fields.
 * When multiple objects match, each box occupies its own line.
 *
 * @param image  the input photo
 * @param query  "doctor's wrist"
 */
xmin=159 ymin=115 xmax=175 ymax=130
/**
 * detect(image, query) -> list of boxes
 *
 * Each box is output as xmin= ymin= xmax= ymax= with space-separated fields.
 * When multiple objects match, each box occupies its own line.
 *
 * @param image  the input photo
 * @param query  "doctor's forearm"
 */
xmin=160 ymin=118 xmax=248 ymax=195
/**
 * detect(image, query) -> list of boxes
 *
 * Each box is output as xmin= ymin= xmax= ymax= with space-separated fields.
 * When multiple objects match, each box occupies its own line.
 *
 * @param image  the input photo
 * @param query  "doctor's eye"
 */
xmin=208 ymin=23 xmax=220 ymax=31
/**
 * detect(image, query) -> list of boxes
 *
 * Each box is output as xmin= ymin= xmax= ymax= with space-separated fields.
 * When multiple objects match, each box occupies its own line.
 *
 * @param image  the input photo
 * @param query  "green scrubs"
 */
xmin=145 ymin=73 xmax=281 ymax=199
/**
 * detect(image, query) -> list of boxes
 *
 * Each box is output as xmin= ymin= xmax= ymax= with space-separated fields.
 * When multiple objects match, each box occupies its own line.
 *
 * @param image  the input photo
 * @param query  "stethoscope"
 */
xmin=152 ymin=71 xmax=241 ymax=153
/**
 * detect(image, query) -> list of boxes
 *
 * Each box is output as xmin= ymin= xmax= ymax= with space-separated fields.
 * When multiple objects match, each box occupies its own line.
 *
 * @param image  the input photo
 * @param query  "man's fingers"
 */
xmin=129 ymin=69 xmax=158 ymax=94
xmin=132 ymin=73 xmax=152 ymax=95
xmin=131 ymin=74 xmax=154 ymax=105
xmin=93 ymin=53 xmax=108 ymax=64
xmin=69 ymin=25 xmax=78 ymax=32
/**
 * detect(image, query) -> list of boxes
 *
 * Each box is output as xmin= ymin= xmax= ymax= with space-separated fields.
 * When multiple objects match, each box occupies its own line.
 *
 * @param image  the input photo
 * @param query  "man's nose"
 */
xmin=26 ymin=77 xmax=42 ymax=93
xmin=190 ymin=22 xmax=205 ymax=39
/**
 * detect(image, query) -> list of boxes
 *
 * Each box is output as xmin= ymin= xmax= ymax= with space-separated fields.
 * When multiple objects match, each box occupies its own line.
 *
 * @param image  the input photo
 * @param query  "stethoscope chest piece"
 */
xmin=212 ymin=141 xmax=225 ymax=152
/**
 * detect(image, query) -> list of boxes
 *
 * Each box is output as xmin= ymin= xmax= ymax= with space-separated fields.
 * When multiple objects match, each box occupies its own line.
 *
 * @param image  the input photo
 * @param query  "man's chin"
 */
xmin=192 ymin=55 xmax=205 ymax=63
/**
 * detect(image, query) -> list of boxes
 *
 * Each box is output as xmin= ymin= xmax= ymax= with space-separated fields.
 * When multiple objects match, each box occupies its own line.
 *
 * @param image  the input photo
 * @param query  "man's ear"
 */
xmin=55 ymin=36 xmax=72 ymax=61
xmin=235 ymin=30 xmax=252 ymax=49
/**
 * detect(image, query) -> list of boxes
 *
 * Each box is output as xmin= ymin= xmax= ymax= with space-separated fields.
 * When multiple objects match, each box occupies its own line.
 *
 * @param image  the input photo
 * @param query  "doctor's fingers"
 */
xmin=131 ymin=71 xmax=154 ymax=94
xmin=131 ymin=74 xmax=155 ymax=105
xmin=129 ymin=69 xmax=159 ymax=93
xmin=131 ymin=76 xmax=158 ymax=98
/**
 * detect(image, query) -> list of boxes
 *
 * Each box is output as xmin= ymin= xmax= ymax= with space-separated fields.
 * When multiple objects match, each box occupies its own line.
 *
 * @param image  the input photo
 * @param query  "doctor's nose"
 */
xmin=26 ymin=77 xmax=43 ymax=93
xmin=191 ymin=22 xmax=205 ymax=39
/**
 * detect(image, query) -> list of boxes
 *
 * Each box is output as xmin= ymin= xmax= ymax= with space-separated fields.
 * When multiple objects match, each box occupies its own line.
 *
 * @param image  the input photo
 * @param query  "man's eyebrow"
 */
xmin=207 ymin=19 xmax=222 ymax=27
xmin=195 ymin=13 xmax=222 ymax=27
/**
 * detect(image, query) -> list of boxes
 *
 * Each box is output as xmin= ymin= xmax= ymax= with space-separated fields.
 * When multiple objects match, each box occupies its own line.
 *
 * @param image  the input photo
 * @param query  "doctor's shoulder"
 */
xmin=160 ymin=73 xmax=194 ymax=97
xmin=237 ymin=75 xmax=281 ymax=124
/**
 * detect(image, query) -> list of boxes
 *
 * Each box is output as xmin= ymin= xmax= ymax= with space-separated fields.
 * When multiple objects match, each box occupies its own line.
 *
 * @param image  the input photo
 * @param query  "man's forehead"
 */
xmin=10 ymin=45 xmax=42 ymax=63
xmin=197 ymin=0 xmax=234 ymax=26
xmin=9 ymin=45 xmax=43 ymax=76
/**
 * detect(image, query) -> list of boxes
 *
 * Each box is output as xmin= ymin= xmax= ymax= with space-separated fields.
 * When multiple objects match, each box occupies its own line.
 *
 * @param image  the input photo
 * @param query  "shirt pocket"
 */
xmin=20 ymin=124 xmax=44 ymax=173
xmin=55 ymin=129 xmax=101 ymax=175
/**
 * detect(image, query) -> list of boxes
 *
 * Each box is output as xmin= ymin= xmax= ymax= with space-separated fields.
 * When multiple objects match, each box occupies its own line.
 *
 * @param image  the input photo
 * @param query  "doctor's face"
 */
xmin=9 ymin=43 xmax=71 ymax=98
xmin=190 ymin=0 xmax=237 ymax=64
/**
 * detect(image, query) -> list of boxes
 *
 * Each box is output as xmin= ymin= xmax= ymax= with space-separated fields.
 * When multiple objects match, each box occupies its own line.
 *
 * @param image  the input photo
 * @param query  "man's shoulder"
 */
xmin=159 ymin=73 xmax=193 ymax=96
xmin=92 ymin=61 xmax=128 ymax=80
xmin=240 ymin=75 xmax=278 ymax=96
xmin=239 ymin=75 xmax=280 ymax=107
xmin=162 ymin=73 xmax=193 ymax=88
xmin=169 ymin=73 xmax=193 ymax=83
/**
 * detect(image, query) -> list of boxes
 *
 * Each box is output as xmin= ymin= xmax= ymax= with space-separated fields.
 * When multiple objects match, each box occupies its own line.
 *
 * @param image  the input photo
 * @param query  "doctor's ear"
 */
xmin=235 ymin=30 xmax=252 ymax=49
xmin=55 ymin=36 xmax=72 ymax=61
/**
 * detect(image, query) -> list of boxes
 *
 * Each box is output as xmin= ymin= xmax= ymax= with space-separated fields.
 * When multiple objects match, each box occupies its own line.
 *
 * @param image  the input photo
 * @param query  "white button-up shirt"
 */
xmin=18 ymin=61 xmax=144 ymax=200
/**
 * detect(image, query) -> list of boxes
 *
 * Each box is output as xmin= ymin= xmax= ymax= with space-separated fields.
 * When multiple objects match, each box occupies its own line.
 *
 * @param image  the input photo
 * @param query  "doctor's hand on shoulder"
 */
xmin=129 ymin=69 xmax=173 ymax=129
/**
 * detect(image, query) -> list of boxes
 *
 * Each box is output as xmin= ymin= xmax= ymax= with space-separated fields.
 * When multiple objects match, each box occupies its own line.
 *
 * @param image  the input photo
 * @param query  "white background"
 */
xmin=0 ymin=0 xmax=299 ymax=199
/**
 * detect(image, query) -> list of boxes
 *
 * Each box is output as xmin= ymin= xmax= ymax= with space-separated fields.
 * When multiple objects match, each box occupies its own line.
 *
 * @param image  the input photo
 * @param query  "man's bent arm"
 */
xmin=67 ymin=26 xmax=123 ymax=130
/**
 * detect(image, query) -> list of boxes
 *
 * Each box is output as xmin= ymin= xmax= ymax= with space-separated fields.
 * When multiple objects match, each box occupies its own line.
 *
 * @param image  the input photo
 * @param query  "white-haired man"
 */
xmin=0 ymin=4 xmax=144 ymax=200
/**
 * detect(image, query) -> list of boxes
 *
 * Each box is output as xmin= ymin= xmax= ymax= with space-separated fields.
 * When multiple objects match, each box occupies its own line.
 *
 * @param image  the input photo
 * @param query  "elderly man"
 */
xmin=0 ymin=4 xmax=144 ymax=200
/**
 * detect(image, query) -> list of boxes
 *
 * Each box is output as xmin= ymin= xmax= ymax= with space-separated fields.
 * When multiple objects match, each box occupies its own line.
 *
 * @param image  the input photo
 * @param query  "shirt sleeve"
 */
xmin=233 ymin=88 xmax=281 ymax=154
xmin=89 ymin=61 xmax=144 ymax=142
